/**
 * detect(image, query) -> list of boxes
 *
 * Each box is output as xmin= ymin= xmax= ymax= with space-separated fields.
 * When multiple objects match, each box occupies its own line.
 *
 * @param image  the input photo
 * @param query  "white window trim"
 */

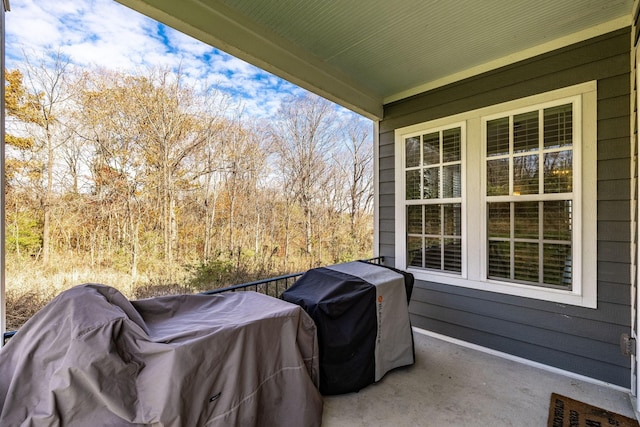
xmin=395 ymin=81 xmax=597 ymax=308
xmin=403 ymin=121 xmax=467 ymax=276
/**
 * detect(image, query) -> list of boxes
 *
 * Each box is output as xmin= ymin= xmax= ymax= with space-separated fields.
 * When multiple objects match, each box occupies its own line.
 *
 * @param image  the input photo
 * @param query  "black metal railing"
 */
xmin=200 ymin=256 xmax=384 ymax=297
xmin=3 ymin=330 xmax=15 ymax=345
xmin=2 ymin=257 xmax=384 ymax=345
xmin=200 ymin=272 xmax=304 ymax=298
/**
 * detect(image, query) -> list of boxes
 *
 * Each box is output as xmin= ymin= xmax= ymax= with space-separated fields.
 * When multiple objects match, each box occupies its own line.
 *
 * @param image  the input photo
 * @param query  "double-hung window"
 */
xmin=395 ymin=82 xmax=596 ymax=307
xmin=484 ymin=102 xmax=574 ymax=289
xmin=405 ymin=125 xmax=464 ymax=273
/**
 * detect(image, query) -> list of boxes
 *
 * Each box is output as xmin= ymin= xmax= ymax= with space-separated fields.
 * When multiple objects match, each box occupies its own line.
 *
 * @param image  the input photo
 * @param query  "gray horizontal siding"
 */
xmin=599 ymin=137 xmax=636 ymax=160
xmin=598 ymin=220 xmax=632 ymax=241
xmin=598 ymin=179 xmax=630 ymax=199
xmin=378 ymin=27 xmax=633 ymax=387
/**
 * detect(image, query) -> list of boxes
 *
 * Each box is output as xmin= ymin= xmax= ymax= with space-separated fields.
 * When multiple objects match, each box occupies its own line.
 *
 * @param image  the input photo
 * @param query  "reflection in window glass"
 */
xmin=543 ymin=201 xmax=572 ymax=241
xmin=543 ymin=244 xmax=572 ymax=288
xmin=513 ymin=154 xmax=539 ymax=195
xmin=544 ymin=150 xmax=572 ymax=193
xmin=423 ymin=132 xmax=440 ymax=165
xmin=407 ymin=236 xmax=423 ymax=268
xmin=514 ymin=111 xmax=538 ymax=153
xmin=444 ymin=204 xmax=461 ymax=236
xmin=488 ymin=241 xmax=510 ymax=279
xmin=407 ymin=205 xmax=422 ymax=234
xmin=444 ymin=238 xmax=462 ymax=272
xmin=488 ymin=203 xmax=510 ymax=238
xmin=514 ymin=242 xmax=539 ymax=282
xmin=544 ymin=104 xmax=572 ymax=149
xmin=514 ymin=202 xmax=538 ymax=239
xmin=425 ymin=238 xmax=441 ymax=269
xmin=442 ymin=164 xmax=461 ymax=198
xmin=405 ymin=136 xmax=421 ymax=168
xmin=487 ymin=158 xmax=509 ymax=196
xmin=423 ymin=167 xmax=440 ymax=199
xmin=424 ymin=204 xmax=441 ymax=235
xmin=406 ymin=170 xmax=421 ymax=200
xmin=487 ymin=117 xmax=510 ymax=156
xmin=443 ymin=128 xmax=461 ymax=162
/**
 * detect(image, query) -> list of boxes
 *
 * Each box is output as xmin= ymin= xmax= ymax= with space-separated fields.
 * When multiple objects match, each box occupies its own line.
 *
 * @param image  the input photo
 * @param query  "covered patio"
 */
xmin=323 ymin=330 xmax=636 ymax=426
xmin=1 ymin=0 xmax=639 ymax=424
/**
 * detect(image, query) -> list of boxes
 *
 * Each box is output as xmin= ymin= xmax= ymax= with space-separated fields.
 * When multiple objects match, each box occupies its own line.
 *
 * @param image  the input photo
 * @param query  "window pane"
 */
xmin=443 ymin=203 xmax=461 ymax=236
xmin=513 ymin=154 xmax=538 ymax=195
xmin=424 ymin=204 xmax=441 ymax=235
xmin=407 ymin=205 xmax=422 ymax=234
xmin=544 ymin=104 xmax=572 ymax=149
xmin=443 ymin=128 xmax=461 ymax=162
xmin=543 ymin=244 xmax=572 ymax=289
xmin=443 ymin=238 xmax=462 ymax=272
xmin=543 ymin=201 xmax=572 ymax=241
xmin=408 ymin=236 xmax=423 ymax=268
xmin=487 ymin=117 xmax=510 ymax=156
xmin=423 ymin=167 xmax=440 ymax=199
xmin=406 ymin=170 xmax=421 ymax=200
xmin=487 ymin=158 xmax=509 ymax=196
xmin=405 ymin=136 xmax=421 ymax=168
xmin=513 ymin=111 xmax=539 ymax=153
xmin=544 ymin=150 xmax=572 ymax=193
xmin=488 ymin=202 xmax=510 ymax=238
xmin=409 ymin=204 xmax=462 ymax=274
xmin=514 ymin=242 xmax=539 ymax=282
xmin=488 ymin=241 xmax=510 ymax=279
xmin=442 ymin=164 xmax=461 ymax=198
xmin=514 ymin=202 xmax=538 ymax=239
xmin=423 ymin=132 xmax=440 ymax=165
xmin=425 ymin=238 xmax=441 ymax=269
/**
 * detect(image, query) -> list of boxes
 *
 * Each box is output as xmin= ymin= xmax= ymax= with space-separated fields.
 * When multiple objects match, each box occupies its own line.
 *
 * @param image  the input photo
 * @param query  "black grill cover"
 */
xmin=282 ymin=261 xmax=414 ymax=395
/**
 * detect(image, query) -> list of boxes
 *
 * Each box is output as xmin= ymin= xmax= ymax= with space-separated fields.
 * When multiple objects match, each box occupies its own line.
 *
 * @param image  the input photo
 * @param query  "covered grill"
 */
xmin=282 ymin=261 xmax=414 ymax=395
xmin=0 ymin=284 xmax=322 ymax=426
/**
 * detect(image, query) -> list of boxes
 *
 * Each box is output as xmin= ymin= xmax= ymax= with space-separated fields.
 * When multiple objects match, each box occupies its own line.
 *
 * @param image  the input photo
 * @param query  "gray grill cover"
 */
xmin=0 ymin=284 xmax=322 ymax=426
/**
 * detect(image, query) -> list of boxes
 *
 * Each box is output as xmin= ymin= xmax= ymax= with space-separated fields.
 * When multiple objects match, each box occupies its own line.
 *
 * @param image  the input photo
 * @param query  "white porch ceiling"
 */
xmin=115 ymin=0 xmax=633 ymax=120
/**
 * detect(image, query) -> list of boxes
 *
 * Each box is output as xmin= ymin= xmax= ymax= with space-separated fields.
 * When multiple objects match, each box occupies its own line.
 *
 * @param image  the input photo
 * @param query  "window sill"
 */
xmin=408 ymin=268 xmax=597 ymax=308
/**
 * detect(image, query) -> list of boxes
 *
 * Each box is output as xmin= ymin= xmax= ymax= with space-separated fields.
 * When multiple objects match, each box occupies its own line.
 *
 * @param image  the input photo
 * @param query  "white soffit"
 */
xmin=115 ymin=0 xmax=633 ymax=120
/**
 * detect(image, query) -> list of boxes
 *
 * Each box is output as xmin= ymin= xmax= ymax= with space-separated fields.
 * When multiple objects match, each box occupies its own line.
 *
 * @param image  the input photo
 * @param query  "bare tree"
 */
xmin=5 ymin=58 xmax=377 ymax=314
xmin=126 ymin=68 xmax=227 ymax=271
xmin=193 ymin=139 xmax=225 ymax=261
xmin=217 ymin=116 xmax=265 ymax=257
xmin=14 ymin=51 xmax=74 ymax=265
xmin=338 ymin=118 xmax=374 ymax=245
xmin=75 ymin=68 xmax=146 ymax=275
xmin=270 ymin=93 xmax=338 ymax=264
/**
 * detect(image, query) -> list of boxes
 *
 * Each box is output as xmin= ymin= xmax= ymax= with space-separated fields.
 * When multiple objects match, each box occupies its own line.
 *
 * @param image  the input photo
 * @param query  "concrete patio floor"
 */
xmin=322 ymin=329 xmax=637 ymax=427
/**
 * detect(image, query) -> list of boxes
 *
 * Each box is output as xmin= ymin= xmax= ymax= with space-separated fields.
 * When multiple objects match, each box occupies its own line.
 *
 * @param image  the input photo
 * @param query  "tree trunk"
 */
xmin=42 ymin=129 xmax=55 ymax=266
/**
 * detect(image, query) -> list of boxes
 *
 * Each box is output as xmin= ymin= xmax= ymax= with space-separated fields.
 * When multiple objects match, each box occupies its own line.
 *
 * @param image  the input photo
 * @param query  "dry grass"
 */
xmin=5 ymin=258 xmax=150 ymax=330
xmin=4 ymin=249 xmax=373 ymax=332
xmin=4 ymin=255 xmax=280 ymax=331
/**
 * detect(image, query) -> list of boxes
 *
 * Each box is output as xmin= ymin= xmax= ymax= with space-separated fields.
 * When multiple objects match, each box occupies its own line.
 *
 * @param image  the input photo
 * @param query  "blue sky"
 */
xmin=5 ymin=0 xmax=312 ymax=119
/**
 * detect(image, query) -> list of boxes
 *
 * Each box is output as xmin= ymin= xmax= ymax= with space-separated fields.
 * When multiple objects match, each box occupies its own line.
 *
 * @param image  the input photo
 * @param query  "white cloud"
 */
xmin=5 ymin=0 xmax=360 ymax=120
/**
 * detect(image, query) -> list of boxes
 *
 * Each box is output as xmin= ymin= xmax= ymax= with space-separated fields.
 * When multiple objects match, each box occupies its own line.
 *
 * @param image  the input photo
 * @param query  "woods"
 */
xmin=4 ymin=57 xmax=374 ymax=329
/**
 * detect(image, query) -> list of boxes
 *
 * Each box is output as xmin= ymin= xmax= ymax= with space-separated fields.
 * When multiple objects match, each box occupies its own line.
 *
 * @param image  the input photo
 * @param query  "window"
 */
xmin=395 ymin=82 xmax=597 ymax=307
xmin=405 ymin=125 xmax=463 ymax=273
xmin=484 ymin=103 xmax=574 ymax=290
